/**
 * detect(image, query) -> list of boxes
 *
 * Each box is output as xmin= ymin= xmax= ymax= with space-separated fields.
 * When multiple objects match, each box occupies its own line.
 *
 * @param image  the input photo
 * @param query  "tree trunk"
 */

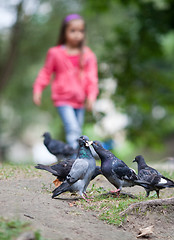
xmin=0 ymin=0 xmax=24 ymax=92
xmin=120 ymin=197 xmax=174 ymax=216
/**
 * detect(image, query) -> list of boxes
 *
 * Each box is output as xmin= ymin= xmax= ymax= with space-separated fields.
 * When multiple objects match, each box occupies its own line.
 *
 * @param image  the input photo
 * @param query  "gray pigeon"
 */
xmin=52 ymin=136 xmax=96 ymax=200
xmin=133 ymin=155 xmax=174 ymax=197
xmin=91 ymin=141 xmax=149 ymax=195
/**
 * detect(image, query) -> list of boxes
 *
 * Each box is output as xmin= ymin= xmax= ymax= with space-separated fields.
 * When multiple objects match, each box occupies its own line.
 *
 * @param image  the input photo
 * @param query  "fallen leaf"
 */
xmin=68 ymin=201 xmax=76 ymax=206
xmin=53 ymin=179 xmax=62 ymax=187
xmin=68 ymin=203 xmax=74 ymax=207
xmin=137 ymin=225 xmax=154 ymax=238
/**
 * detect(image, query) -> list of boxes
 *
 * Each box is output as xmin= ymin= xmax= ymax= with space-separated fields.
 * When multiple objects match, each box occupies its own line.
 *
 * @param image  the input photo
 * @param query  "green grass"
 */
xmin=79 ymin=174 xmax=174 ymax=226
xmin=160 ymin=170 xmax=174 ymax=180
xmin=77 ymin=185 xmax=158 ymax=226
xmin=41 ymin=183 xmax=53 ymax=193
xmin=0 ymin=218 xmax=47 ymax=240
xmin=0 ymin=162 xmax=41 ymax=180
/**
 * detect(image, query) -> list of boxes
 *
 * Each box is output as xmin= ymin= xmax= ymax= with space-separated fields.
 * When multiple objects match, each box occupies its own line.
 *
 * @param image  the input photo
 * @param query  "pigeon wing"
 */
xmin=66 ymin=159 xmax=89 ymax=184
xmin=139 ymin=169 xmax=158 ymax=184
xmin=144 ymin=166 xmax=159 ymax=175
xmin=51 ymin=160 xmax=74 ymax=180
xmin=142 ymin=166 xmax=174 ymax=187
xmin=47 ymin=140 xmax=61 ymax=154
xmin=63 ymin=144 xmax=75 ymax=155
xmin=112 ymin=160 xmax=132 ymax=180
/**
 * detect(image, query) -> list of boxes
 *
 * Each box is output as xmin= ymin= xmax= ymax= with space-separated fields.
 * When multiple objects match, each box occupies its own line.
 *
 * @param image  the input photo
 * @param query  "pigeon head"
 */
xmin=42 ymin=132 xmax=51 ymax=139
xmin=133 ymin=155 xmax=144 ymax=163
xmin=78 ymin=135 xmax=90 ymax=147
xmin=92 ymin=141 xmax=103 ymax=149
xmin=91 ymin=141 xmax=109 ymax=159
xmin=77 ymin=136 xmax=94 ymax=159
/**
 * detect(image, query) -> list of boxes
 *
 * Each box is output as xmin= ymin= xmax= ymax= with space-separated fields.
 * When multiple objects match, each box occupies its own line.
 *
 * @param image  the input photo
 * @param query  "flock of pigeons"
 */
xmin=35 ymin=132 xmax=174 ymax=201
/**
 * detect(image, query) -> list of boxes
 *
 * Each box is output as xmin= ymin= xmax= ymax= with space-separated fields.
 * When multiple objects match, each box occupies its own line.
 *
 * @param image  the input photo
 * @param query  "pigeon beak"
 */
xmin=133 ymin=159 xmax=136 ymax=162
xmin=85 ymin=141 xmax=93 ymax=147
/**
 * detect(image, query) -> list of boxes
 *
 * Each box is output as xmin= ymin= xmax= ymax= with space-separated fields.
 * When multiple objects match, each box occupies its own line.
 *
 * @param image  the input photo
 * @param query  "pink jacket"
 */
xmin=33 ymin=45 xmax=99 ymax=108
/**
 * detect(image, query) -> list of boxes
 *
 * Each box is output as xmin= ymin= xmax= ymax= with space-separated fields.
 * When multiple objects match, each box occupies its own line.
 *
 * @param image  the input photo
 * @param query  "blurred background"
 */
xmin=1 ymin=0 xmax=174 ymax=164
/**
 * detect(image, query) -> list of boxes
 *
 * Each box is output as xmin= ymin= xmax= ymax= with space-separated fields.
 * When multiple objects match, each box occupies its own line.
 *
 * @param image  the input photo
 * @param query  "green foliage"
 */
xmin=85 ymin=0 xmax=174 ymax=146
xmin=0 ymin=218 xmax=46 ymax=240
xmin=159 ymin=170 xmax=174 ymax=180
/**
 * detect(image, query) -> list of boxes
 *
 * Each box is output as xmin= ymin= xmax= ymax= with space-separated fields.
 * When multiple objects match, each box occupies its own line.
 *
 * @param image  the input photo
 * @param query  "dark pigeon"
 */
xmin=91 ymin=141 xmax=148 ymax=195
xmin=52 ymin=136 xmax=96 ymax=200
xmin=43 ymin=132 xmax=77 ymax=161
xmin=35 ymin=161 xmax=102 ymax=184
xmin=35 ymin=158 xmax=74 ymax=182
xmin=133 ymin=155 xmax=174 ymax=198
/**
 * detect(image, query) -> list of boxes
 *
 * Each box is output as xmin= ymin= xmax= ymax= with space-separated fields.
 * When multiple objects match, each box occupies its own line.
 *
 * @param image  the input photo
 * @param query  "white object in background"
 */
xmin=6 ymin=141 xmax=32 ymax=163
xmin=32 ymin=142 xmax=57 ymax=165
xmin=93 ymin=98 xmax=129 ymax=136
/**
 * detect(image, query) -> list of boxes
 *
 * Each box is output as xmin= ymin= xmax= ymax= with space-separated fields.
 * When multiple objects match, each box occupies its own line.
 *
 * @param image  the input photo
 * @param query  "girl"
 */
xmin=33 ymin=14 xmax=99 ymax=149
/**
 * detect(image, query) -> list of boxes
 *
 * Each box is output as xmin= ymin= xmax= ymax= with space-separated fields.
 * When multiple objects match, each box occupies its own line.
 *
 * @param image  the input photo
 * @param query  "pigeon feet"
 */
xmin=110 ymin=189 xmax=121 ymax=197
xmin=81 ymin=194 xmax=93 ymax=202
xmin=86 ymin=198 xmax=93 ymax=202
xmin=84 ymin=192 xmax=93 ymax=199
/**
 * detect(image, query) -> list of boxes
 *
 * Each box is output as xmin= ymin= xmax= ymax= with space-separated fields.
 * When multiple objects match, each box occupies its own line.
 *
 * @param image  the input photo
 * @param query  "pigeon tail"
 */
xmin=52 ymin=181 xmax=70 ymax=198
xmin=133 ymin=179 xmax=151 ymax=188
xmin=35 ymin=164 xmax=57 ymax=175
xmin=156 ymin=176 xmax=174 ymax=188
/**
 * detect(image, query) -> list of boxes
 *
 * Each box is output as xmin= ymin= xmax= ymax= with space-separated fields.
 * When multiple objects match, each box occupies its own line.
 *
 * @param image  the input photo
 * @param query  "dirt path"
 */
xmin=0 ymin=173 xmax=137 ymax=240
xmin=1 ymin=167 xmax=174 ymax=240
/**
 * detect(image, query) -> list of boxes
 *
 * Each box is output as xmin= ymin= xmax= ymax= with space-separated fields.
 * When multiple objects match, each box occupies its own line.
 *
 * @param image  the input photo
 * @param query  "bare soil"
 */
xmin=0 ymin=169 xmax=174 ymax=240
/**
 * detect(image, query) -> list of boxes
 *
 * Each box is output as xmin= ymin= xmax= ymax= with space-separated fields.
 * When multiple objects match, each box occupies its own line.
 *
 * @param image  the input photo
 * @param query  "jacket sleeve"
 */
xmin=33 ymin=49 xmax=55 ymax=94
xmin=85 ymin=52 xmax=99 ymax=101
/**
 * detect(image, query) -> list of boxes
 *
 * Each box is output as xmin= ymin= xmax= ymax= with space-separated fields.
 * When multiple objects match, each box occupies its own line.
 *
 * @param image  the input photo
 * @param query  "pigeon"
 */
xmin=43 ymin=132 xmax=77 ymax=161
xmin=35 ymin=159 xmax=74 ymax=187
xmin=91 ymin=141 xmax=148 ymax=195
xmin=52 ymin=136 xmax=96 ymax=200
xmin=133 ymin=155 xmax=174 ymax=197
xmin=35 ymin=161 xmax=102 ymax=187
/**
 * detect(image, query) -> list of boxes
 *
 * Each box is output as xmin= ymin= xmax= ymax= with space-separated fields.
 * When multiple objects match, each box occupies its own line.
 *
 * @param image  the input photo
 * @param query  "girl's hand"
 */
xmin=86 ymin=99 xmax=94 ymax=111
xmin=33 ymin=92 xmax=42 ymax=106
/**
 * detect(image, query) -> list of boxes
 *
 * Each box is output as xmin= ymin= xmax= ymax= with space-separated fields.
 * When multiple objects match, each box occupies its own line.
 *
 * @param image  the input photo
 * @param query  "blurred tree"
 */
xmin=0 ymin=0 xmax=24 ymax=92
xmin=84 ymin=0 xmax=174 ymax=146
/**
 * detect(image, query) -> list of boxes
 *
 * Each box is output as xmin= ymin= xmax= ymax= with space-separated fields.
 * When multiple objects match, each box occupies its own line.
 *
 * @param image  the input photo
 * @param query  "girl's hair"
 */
xmin=57 ymin=14 xmax=85 ymax=46
xmin=57 ymin=14 xmax=86 ymax=70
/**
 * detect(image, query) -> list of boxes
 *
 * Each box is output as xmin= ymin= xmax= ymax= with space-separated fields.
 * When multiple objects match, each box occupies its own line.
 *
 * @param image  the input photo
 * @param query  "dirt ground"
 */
xmin=0 ymin=169 xmax=174 ymax=240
